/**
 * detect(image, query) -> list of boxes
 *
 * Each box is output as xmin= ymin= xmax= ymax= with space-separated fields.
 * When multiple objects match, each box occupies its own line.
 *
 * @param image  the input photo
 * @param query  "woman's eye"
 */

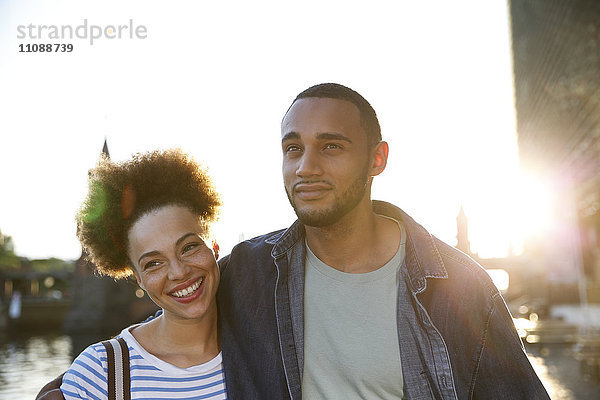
xmin=143 ymin=260 xmax=161 ymax=270
xmin=182 ymin=243 xmax=199 ymax=253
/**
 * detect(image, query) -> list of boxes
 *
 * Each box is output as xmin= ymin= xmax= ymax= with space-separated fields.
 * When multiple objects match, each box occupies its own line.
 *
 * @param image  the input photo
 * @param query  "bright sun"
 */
xmin=467 ymin=170 xmax=557 ymax=258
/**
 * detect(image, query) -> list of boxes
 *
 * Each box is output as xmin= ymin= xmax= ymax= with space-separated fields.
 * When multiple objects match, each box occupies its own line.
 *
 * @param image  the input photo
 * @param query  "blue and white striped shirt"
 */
xmin=61 ymin=324 xmax=227 ymax=400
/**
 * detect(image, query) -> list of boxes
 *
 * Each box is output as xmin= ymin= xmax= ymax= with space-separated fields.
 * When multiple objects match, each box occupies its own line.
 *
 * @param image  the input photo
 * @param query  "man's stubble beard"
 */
xmin=285 ymin=165 xmax=370 ymax=228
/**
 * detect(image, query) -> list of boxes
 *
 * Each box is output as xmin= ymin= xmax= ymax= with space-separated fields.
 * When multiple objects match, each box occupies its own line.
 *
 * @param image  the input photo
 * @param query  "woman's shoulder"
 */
xmin=70 ymin=341 xmax=109 ymax=371
xmin=60 ymin=323 xmax=142 ymax=400
xmin=60 ymin=342 xmax=109 ymax=399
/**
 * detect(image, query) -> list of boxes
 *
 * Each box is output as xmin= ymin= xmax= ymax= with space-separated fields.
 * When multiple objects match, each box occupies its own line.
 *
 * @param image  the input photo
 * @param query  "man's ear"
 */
xmin=370 ymin=141 xmax=389 ymax=177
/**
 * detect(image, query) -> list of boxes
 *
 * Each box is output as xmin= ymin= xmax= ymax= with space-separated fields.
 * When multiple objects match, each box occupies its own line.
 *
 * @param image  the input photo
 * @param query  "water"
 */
xmin=0 ymin=329 xmax=104 ymax=399
xmin=528 ymin=344 xmax=600 ymax=400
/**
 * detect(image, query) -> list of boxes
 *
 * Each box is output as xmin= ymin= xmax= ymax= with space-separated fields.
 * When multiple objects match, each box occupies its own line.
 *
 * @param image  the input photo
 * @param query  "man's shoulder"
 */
xmin=218 ymin=228 xmax=287 ymax=271
xmin=243 ymin=228 xmax=288 ymax=247
xmin=432 ymin=236 xmax=500 ymax=298
xmin=233 ymin=228 xmax=287 ymax=254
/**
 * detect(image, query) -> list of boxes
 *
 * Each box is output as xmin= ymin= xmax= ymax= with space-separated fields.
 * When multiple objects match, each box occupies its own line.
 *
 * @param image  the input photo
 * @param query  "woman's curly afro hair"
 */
xmin=76 ymin=149 xmax=220 ymax=279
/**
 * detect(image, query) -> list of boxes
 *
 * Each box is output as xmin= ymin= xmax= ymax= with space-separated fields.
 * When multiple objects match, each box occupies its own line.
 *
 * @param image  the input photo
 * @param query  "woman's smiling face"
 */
xmin=127 ymin=204 xmax=219 ymax=322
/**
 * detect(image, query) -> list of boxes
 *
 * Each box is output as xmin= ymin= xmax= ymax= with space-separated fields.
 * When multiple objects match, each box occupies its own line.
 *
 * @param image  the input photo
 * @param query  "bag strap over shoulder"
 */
xmin=101 ymin=337 xmax=131 ymax=400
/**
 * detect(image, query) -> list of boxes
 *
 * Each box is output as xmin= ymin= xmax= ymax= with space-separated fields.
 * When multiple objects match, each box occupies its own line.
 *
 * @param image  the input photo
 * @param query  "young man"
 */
xmin=217 ymin=83 xmax=550 ymax=399
xmin=38 ymin=83 xmax=549 ymax=399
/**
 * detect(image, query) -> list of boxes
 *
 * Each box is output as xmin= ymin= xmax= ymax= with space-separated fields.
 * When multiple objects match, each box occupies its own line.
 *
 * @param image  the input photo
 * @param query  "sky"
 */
xmin=0 ymin=0 xmax=553 ymax=261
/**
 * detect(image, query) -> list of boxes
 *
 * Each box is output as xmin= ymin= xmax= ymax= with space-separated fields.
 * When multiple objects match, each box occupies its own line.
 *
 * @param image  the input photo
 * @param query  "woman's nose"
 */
xmin=167 ymin=258 xmax=189 ymax=280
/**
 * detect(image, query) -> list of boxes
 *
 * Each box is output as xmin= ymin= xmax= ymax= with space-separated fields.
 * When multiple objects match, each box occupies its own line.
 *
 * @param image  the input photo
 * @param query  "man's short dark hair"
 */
xmin=291 ymin=83 xmax=382 ymax=147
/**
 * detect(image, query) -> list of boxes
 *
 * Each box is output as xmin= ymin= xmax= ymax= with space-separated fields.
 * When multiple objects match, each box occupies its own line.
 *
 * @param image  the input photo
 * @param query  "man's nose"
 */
xmin=296 ymin=149 xmax=322 ymax=178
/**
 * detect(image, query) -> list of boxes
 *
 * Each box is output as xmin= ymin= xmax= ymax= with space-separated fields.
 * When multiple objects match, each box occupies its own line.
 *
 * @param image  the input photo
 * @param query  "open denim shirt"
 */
xmin=218 ymin=201 xmax=550 ymax=399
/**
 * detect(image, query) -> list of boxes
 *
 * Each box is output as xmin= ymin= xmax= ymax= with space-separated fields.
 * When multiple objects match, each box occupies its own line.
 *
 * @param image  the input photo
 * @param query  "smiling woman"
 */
xmin=128 ymin=205 xmax=220 ymax=325
xmin=52 ymin=149 xmax=227 ymax=400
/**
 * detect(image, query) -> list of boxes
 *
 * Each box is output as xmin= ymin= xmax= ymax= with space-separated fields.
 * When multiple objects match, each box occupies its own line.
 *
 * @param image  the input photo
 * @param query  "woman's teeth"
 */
xmin=172 ymin=278 xmax=203 ymax=298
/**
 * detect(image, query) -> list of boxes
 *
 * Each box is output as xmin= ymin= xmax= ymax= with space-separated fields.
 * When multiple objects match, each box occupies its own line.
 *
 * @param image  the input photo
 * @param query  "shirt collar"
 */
xmin=271 ymin=200 xmax=449 ymax=292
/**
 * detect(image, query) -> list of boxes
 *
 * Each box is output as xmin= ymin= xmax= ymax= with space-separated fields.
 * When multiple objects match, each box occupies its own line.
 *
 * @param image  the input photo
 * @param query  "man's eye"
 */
xmin=284 ymin=145 xmax=302 ymax=153
xmin=324 ymin=143 xmax=342 ymax=150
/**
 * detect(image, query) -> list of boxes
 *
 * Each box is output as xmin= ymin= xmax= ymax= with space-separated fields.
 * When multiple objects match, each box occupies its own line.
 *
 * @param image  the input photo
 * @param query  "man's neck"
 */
xmin=305 ymin=200 xmax=401 ymax=273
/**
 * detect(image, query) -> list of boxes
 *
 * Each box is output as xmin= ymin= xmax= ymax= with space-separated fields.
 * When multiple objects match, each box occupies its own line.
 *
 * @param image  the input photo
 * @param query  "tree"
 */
xmin=0 ymin=229 xmax=20 ymax=269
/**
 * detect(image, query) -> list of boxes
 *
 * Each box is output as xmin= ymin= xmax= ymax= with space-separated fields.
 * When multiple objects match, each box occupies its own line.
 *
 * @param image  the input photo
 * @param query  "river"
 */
xmin=0 ymin=329 xmax=105 ymax=399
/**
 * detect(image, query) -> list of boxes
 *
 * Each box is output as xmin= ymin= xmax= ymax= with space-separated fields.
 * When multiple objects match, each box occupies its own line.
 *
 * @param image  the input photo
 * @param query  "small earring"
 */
xmin=212 ymin=240 xmax=220 ymax=260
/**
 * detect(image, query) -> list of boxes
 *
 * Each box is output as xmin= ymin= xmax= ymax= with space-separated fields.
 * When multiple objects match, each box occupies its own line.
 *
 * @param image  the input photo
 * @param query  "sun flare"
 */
xmin=467 ymin=171 xmax=557 ymax=258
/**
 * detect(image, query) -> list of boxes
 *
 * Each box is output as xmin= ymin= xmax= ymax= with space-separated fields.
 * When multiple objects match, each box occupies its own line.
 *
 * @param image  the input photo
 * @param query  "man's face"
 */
xmin=281 ymin=97 xmax=371 ymax=227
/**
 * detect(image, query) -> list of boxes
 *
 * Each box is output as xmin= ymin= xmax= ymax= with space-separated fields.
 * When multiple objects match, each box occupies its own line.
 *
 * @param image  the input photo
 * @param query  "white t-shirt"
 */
xmin=302 ymin=220 xmax=406 ymax=399
xmin=60 ymin=324 xmax=227 ymax=399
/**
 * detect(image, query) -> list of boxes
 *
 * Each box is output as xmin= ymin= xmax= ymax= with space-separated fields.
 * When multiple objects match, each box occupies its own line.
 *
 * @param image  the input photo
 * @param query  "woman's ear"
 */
xmin=212 ymin=240 xmax=220 ymax=260
xmin=131 ymin=268 xmax=144 ymax=290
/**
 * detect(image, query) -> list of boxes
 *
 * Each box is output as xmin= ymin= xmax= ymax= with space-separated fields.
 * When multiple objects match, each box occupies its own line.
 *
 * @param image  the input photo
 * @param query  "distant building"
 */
xmin=0 ymin=261 xmax=73 ymax=330
xmin=454 ymin=207 xmax=536 ymax=305
xmin=509 ymin=0 xmax=600 ymax=301
xmin=456 ymin=205 xmax=471 ymax=255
